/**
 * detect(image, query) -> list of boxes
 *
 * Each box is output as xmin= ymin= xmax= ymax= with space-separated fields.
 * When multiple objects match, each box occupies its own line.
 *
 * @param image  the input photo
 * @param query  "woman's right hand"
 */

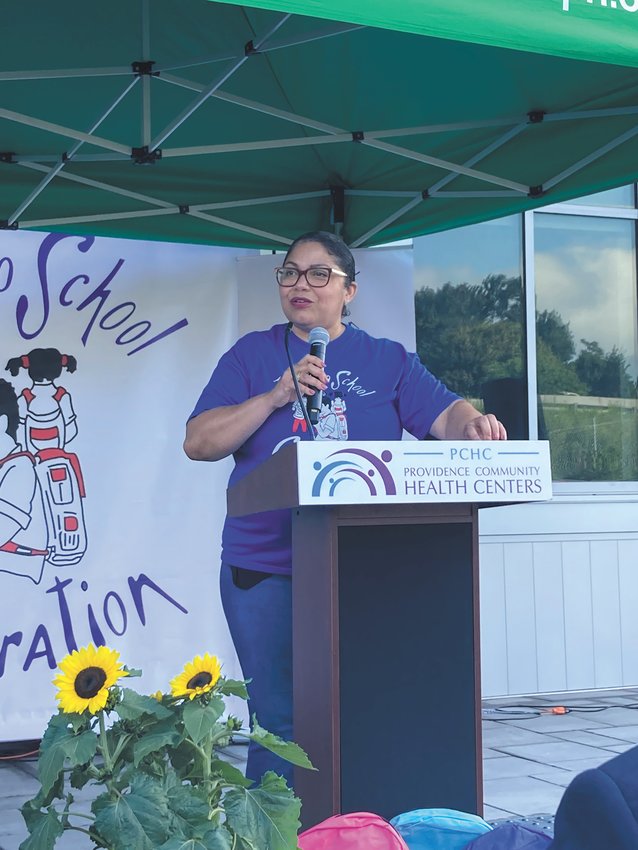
xmin=185 ymin=355 xmax=328 ymax=462
xmin=270 ymin=354 xmax=328 ymax=408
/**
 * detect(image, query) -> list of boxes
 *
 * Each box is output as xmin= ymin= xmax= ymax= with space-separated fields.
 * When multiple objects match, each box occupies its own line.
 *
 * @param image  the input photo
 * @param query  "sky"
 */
xmin=412 ymin=210 xmax=638 ymax=380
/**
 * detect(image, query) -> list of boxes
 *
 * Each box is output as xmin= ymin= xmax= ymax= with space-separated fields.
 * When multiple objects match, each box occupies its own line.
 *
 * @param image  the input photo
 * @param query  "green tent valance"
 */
xmin=2 ymin=0 xmax=638 ymax=249
xmin=217 ymin=0 xmax=638 ymax=68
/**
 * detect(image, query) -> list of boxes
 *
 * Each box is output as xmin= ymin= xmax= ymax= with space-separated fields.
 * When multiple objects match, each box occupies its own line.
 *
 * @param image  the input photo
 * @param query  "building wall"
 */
xmin=479 ymin=500 xmax=638 ymax=697
xmin=412 ymin=186 xmax=638 ymax=697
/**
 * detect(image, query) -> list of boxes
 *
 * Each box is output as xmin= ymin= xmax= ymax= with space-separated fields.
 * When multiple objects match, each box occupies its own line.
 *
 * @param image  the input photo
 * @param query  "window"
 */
xmin=563 ymin=185 xmax=635 ymax=208
xmin=534 ymin=214 xmax=638 ymax=481
xmin=413 ymin=217 xmax=528 ymax=438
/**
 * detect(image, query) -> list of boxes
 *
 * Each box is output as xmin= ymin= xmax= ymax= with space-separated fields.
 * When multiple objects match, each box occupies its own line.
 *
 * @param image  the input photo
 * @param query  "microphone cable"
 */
xmin=284 ymin=322 xmax=315 ymax=440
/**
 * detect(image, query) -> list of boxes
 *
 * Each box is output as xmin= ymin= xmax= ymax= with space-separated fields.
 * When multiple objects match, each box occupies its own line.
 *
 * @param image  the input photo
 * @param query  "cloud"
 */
xmin=535 ymin=243 xmax=637 ymax=377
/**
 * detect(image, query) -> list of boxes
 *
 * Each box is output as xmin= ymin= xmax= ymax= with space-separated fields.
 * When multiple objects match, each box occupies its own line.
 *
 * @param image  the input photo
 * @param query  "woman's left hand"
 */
xmin=431 ymin=400 xmax=508 ymax=441
xmin=463 ymin=413 xmax=507 ymax=441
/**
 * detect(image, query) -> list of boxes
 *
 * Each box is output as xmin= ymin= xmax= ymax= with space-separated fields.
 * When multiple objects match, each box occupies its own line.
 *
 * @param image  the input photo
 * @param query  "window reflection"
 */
xmin=413 ymin=217 xmax=527 ymax=438
xmin=535 ymin=214 xmax=638 ymax=481
xmin=563 ymin=185 xmax=634 ymax=208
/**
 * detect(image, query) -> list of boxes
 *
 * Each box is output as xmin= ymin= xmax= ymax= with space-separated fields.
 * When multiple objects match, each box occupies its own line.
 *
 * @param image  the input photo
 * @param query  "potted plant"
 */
xmin=20 ymin=644 xmax=313 ymax=850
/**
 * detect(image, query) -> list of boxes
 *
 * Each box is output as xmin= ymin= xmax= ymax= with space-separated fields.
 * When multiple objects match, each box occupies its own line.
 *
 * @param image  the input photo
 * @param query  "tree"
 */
xmin=536 ymin=310 xmax=576 ymax=363
xmin=574 ymin=340 xmax=637 ymax=399
xmin=536 ymin=341 xmax=587 ymax=395
xmin=415 ymin=275 xmax=524 ymax=398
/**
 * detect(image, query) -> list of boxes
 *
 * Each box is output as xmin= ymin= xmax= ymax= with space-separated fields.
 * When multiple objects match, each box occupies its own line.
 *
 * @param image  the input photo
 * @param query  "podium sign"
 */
xmin=296 ymin=440 xmax=552 ymax=505
xmin=226 ymin=440 xmax=552 ymax=827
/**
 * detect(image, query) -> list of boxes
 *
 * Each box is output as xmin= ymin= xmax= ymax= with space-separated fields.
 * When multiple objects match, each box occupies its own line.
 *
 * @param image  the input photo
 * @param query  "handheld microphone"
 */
xmin=307 ymin=326 xmax=330 ymax=425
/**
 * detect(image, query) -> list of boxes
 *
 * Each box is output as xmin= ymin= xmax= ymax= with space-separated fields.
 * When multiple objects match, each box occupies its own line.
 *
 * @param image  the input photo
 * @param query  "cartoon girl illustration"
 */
xmin=332 ymin=392 xmax=348 ymax=440
xmin=291 ymin=400 xmax=309 ymax=433
xmin=4 ymin=349 xmax=87 ymax=568
xmin=6 ymin=349 xmax=78 ymax=455
xmin=316 ymin=393 xmax=348 ymax=441
xmin=0 ymin=378 xmax=48 ymax=583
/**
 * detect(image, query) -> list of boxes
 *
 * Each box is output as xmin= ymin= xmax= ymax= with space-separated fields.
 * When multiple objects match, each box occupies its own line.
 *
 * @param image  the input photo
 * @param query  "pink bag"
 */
xmin=298 ymin=812 xmax=410 ymax=849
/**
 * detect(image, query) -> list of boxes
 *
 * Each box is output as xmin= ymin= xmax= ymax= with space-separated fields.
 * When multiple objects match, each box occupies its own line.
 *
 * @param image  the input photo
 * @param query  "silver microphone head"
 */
xmin=308 ymin=326 xmax=330 ymax=347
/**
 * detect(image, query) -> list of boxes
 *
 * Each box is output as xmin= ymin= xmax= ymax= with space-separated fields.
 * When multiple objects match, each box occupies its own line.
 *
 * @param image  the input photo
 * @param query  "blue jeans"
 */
xmin=219 ymin=562 xmax=293 ymax=787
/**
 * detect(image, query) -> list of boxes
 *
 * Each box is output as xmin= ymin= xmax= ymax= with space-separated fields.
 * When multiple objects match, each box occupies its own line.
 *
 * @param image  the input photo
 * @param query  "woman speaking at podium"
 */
xmin=184 ymin=231 xmax=506 ymax=786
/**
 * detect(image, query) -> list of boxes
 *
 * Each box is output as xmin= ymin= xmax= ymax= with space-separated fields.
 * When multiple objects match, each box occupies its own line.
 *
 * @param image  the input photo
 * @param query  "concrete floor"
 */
xmin=2 ymin=688 xmax=637 ymax=849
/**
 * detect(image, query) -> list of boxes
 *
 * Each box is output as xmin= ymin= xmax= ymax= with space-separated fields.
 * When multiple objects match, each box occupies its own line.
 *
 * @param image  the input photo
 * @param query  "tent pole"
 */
xmin=352 ymin=122 xmax=531 ymax=246
xmin=149 ymin=14 xmax=291 ymax=151
xmin=6 ymin=78 xmax=139 ymax=226
xmin=0 ymin=107 xmax=130 ymax=154
xmin=19 ymin=161 xmax=175 ymax=209
xmin=141 ymin=0 xmax=152 ymax=147
xmin=545 ymin=124 xmax=638 ymax=191
xmin=523 ymin=210 xmax=539 ymax=441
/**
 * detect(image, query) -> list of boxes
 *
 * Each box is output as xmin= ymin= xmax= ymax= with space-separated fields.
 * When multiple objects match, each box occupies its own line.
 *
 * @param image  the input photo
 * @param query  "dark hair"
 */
xmin=284 ymin=231 xmax=356 ymax=284
xmin=0 ymin=379 xmax=19 ymax=439
xmin=6 ymin=348 xmax=77 ymax=382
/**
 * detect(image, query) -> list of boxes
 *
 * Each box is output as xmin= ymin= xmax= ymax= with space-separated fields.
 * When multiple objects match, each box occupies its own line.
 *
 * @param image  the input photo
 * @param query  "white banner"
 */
xmin=0 ymin=230 xmax=248 ymax=740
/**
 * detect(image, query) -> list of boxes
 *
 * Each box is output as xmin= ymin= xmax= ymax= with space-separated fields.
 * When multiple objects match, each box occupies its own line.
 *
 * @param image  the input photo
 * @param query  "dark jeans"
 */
xmin=219 ymin=562 xmax=293 ymax=786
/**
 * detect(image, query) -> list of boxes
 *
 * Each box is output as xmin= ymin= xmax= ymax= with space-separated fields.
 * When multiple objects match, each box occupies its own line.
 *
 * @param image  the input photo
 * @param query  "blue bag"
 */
xmin=390 ymin=808 xmax=492 ymax=850
xmin=465 ymin=823 xmax=551 ymax=849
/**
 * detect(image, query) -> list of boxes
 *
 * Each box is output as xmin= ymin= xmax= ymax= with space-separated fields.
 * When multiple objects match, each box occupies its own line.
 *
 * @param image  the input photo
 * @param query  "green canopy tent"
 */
xmin=3 ymin=0 xmax=638 ymax=249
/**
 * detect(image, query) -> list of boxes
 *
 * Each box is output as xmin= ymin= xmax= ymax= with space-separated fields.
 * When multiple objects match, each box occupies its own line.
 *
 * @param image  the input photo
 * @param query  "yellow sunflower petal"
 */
xmin=170 ymin=653 xmax=222 ymax=699
xmin=53 ymin=644 xmax=129 ymax=715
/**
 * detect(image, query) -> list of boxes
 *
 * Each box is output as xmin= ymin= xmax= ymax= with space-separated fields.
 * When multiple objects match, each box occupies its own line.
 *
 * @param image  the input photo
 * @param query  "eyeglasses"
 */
xmin=275 ymin=266 xmax=349 ymax=288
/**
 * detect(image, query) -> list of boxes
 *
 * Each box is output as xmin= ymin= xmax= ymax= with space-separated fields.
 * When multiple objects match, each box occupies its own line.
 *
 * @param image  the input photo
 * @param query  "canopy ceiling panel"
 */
xmin=3 ymin=0 xmax=638 ymax=248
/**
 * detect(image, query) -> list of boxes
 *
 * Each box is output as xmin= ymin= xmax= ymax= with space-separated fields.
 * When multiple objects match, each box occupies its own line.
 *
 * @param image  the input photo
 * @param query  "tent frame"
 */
xmin=3 ymin=2 xmax=638 ymax=245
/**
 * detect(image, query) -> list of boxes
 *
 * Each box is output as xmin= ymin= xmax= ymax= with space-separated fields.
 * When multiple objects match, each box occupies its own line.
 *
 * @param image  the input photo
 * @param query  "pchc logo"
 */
xmin=561 ymin=0 xmax=638 ymax=12
xmin=311 ymin=448 xmax=397 ymax=497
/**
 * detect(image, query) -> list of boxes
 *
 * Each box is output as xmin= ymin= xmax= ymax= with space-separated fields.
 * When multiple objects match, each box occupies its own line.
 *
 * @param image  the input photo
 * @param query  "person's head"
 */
xmin=277 ymin=231 xmax=357 ymax=339
xmin=6 ymin=348 xmax=77 ymax=382
xmin=0 ymin=379 xmax=19 ymax=441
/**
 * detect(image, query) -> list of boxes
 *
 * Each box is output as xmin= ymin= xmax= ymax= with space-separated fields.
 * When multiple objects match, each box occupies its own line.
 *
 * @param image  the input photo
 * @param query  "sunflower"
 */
xmin=53 ymin=644 xmax=129 ymax=715
xmin=170 ymin=653 xmax=221 ymax=700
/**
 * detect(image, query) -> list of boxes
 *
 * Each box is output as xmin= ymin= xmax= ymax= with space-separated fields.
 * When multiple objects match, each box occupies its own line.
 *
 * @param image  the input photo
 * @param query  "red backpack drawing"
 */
xmin=17 ymin=385 xmax=88 ymax=566
xmin=35 ymin=447 xmax=87 ymax=566
xmin=0 ymin=446 xmax=87 ymax=567
xmin=0 ymin=450 xmax=47 ymax=559
xmin=298 ymin=812 xmax=410 ymax=850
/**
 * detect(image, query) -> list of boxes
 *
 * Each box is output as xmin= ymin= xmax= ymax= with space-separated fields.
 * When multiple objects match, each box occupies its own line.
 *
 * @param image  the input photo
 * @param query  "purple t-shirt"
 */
xmin=190 ymin=323 xmax=460 ymax=574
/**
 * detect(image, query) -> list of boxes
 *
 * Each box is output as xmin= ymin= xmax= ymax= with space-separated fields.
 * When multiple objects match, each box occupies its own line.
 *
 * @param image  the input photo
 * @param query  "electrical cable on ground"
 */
xmin=482 ymin=701 xmax=638 ymax=721
xmin=0 ymin=749 xmax=39 ymax=760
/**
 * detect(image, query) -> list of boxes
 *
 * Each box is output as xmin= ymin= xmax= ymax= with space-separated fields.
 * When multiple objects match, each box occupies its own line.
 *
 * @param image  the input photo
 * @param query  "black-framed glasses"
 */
xmin=275 ymin=266 xmax=348 ymax=288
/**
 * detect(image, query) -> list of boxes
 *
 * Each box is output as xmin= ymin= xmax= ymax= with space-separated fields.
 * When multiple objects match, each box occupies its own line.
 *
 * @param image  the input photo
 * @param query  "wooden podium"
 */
xmin=227 ymin=440 xmax=551 ymax=827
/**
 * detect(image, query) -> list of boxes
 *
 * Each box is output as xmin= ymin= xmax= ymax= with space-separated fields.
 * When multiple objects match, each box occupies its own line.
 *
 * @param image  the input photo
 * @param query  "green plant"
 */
xmin=20 ymin=644 xmax=313 ymax=850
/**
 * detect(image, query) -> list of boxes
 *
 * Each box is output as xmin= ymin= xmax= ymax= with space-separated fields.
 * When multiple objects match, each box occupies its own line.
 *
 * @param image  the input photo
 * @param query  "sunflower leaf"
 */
xmin=66 ymin=712 xmax=90 ymax=733
xmin=224 ymin=772 xmax=301 ymax=850
xmin=69 ymin=763 xmax=92 ymax=790
xmin=92 ymin=773 xmax=169 ymax=850
xmin=166 ymin=738 xmax=197 ymax=776
xmin=24 ymin=770 xmax=65 ymax=812
xmin=133 ymin=715 xmax=180 ymax=766
xmin=118 ymin=688 xmax=173 ymax=720
xmin=35 ymin=724 xmax=96 ymax=797
xmin=249 ymin=717 xmax=315 ymax=770
xmin=63 ymin=728 xmax=98 ymax=770
xmin=231 ymin=837 xmax=254 ymax=850
xmin=218 ymin=679 xmax=249 ymax=700
xmin=159 ymin=826 xmax=233 ymax=850
xmin=18 ymin=807 xmax=64 ymax=850
xmin=182 ymin=696 xmax=224 ymax=744
xmin=21 ymin=798 xmax=45 ymax=830
xmin=165 ymin=780 xmax=215 ymax=838
xmin=210 ymin=757 xmax=253 ymax=789
xmin=38 ymin=714 xmax=79 ymax=796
